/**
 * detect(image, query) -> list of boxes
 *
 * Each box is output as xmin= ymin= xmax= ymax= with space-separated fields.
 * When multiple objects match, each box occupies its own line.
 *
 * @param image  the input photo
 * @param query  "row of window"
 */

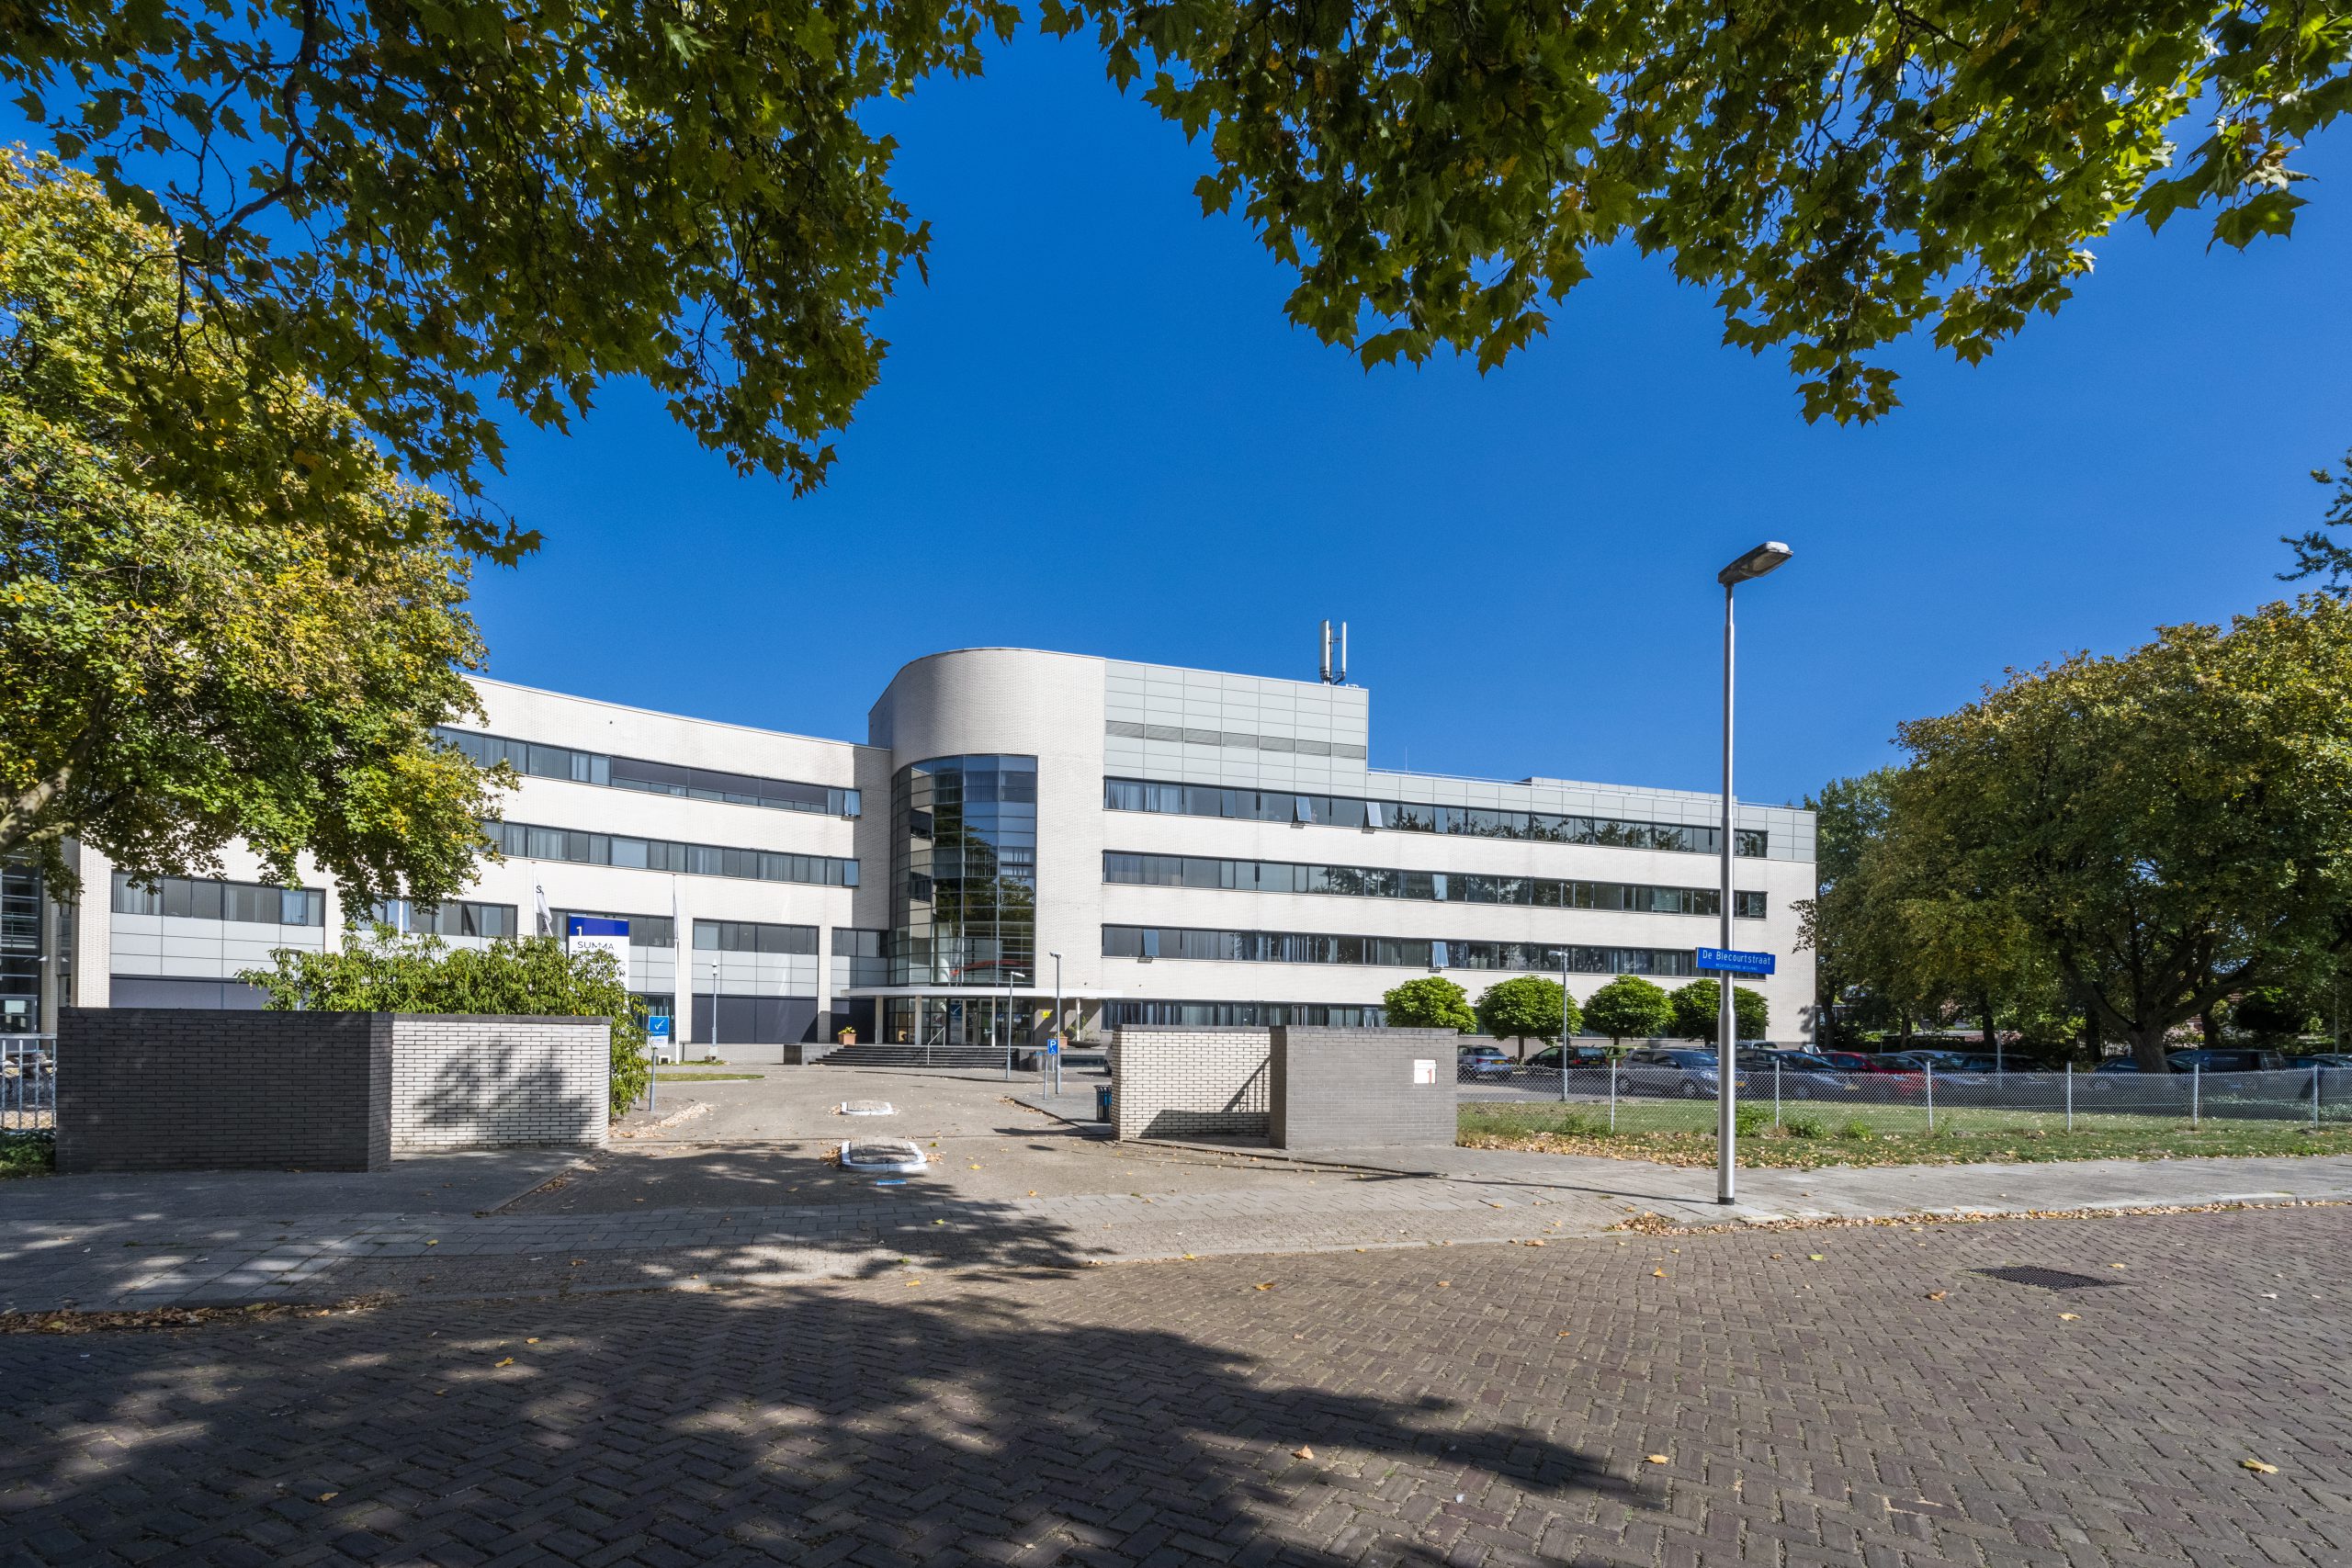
xmin=437 ymin=728 xmax=860 ymax=818
xmin=1103 ymin=778 xmax=1768 ymax=856
xmin=694 ymin=919 xmax=820 ymax=955
xmin=1102 ymin=924 xmax=1700 ymax=976
xmin=1101 ymin=1000 xmax=1386 ymax=1028
xmin=112 ymin=874 xmax=325 ymax=927
xmin=835 ymin=927 xmax=890 ymax=987
xmin=370 ymin=899 xmax=519 ymax=939
xmin=1105 ymin=719 xmax=1371 ymax=761
xmin=1102 ymin=852 xmax=1765 ymax=918
xmin=482 ymin=819 xmax=857 ymax=887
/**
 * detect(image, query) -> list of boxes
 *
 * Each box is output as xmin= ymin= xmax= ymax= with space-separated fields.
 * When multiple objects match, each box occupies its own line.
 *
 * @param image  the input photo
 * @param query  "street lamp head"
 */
xmin=1717 ymin=541 xmax=1793 ymax=586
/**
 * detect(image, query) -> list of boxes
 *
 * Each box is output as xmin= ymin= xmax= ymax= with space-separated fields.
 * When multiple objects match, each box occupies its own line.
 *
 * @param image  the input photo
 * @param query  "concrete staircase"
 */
xmin=820 ymin=1043 xmax=1013 ymax=1071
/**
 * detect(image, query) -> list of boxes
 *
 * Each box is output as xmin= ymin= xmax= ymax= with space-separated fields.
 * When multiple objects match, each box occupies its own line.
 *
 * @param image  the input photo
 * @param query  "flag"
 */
xmin=535 ymin=883 xmax=551 ymax=939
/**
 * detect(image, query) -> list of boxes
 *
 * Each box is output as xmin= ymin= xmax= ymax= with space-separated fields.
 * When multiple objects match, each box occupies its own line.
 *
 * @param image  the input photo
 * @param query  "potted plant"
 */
xmin=836 ymin=1025 xmax=857 ymax=1045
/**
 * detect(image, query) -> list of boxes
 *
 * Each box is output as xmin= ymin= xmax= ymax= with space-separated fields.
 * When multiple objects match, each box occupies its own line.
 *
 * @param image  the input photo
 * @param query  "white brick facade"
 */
xmin=389 ymin=1014 xmax=609 ymax=1151
xmin=1112 ymin=1025 xmax=1272 ymax=1141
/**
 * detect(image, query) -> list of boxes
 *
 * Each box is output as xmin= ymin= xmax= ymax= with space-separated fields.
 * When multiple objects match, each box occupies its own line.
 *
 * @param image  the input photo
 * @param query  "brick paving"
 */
xmin=6 ymin=1205 xmax=2349 ymax=1566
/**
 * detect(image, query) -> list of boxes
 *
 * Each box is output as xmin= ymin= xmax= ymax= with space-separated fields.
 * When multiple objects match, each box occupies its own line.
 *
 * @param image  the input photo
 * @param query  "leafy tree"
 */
xmin=1668 ymin=980 xmax=1770 ymax=1045
xmin=2227 ymin=987 xmax=2316 ymax=1043
xmin=242 ymin=929 xmax=649 ymax=1117
xmin=1580 ymin=976 xmax=1673 ymax=1047
xmin=3 ymin=0 xmax=2339 ymax=517
xmin=1380 ymin=976 xmax=1476 ymax=1032
xmin=1474 ymin=976 xmax=1579 ymax=1055
xmin=2280 ymin=451 xmax=2352 ymax=598
xmin=1893 ymin=599 xmax=2352 ymax=1070
xmin=1049 ymin=0 xmax=2350 ymax=423
xmin=0 ymin=154 xmax=498 ymax=903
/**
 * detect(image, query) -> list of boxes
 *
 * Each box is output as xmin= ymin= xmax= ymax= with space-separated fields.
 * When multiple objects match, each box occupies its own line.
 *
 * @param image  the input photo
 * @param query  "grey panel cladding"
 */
xmin=1271 ymin=1026 xmax=1457 ymax=1150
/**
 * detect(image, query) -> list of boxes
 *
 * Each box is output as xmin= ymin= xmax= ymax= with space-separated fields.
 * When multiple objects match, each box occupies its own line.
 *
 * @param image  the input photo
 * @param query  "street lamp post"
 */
xmin=1049 ymin=951 xmax=1064 ymax=1097
xmin=1714 ymin=540 xmax=1793 ymax=1205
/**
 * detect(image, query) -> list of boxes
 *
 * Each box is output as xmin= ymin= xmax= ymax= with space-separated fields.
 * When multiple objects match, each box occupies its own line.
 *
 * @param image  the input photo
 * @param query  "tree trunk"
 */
xmin=2130 ymin=1026 xmax=2173 ymax=1073
xmin=1978 ymin=995 xmax=1996 ymax=1053
xmin=2201 ymin=1006 xmax=2223 ymax=1049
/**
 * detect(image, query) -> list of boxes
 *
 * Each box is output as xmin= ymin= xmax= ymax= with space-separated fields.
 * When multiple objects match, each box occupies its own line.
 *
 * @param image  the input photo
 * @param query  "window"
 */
xmin=1102 ymin=924 xmax=1694 ymax=976
xmin=834 ymin=928 xmax=889 ymax=987
xmin=693 ymin=920 xmax=820 ymax=954
xmin=435 ymin=727 xmax=859 ymax=817
xmin=369 ymin=899 xmax=519 ymax=938
xmin=890 ymin=756 xmax=1039 ymax=987
xmin=1103 ymin=852 xmax=1763 ymax=918
xmin=1103 ymin=777 xmax=1770 ymax=857
xmin=113 ymin=873 xmax=324 ymax=926
xmin=1101 ymin=999 xmax=1386 ymax=1028
xmin=482 ymin=818 xmax=856 ymax=888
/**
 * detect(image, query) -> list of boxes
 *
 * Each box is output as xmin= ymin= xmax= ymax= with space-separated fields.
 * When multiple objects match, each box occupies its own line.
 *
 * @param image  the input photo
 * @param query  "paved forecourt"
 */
xmin=4 ymin=1204 xmax=2347 ymax=1567
xmin=9 ymin=1066 xmax=2352 ymax=1313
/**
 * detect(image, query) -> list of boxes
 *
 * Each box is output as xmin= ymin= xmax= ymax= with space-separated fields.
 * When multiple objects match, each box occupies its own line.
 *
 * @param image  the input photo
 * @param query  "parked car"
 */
xmin=1523 ymin=1043 xmax=1614 ymax=1072
xmin=1456 ymin=1044 xmax=1518 ymax=1080
xmin=1730 ymin=1050 xmax=1865 ymax=1100
xmin=2166 ymin=1047 xmax=2292 ymax=1074
xmin=1619 ymin=1048 xmax=1747 ymax=1099
xmin=2092 ymin=1056 xmax=2145 ymax=1074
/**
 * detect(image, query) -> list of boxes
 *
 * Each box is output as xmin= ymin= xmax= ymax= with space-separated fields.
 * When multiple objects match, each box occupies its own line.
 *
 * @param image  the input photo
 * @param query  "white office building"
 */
xmin=38 ymin=647 xmax=1817 ymax=1048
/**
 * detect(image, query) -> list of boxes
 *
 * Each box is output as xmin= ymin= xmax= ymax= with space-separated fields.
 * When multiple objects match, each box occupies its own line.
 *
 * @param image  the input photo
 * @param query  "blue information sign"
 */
xmin=1697 ymin=946 xmax=1776 ymax=976
xmin=645 ymin=1015 xmax=672 ymax=1039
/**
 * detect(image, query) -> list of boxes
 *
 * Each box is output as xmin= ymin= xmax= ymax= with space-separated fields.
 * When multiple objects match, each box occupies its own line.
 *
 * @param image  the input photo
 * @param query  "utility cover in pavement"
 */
xmin=1972 ymin=1266 xmax=2118 ymax=1292
xmin=840 ymin=1139 xmax=927 ymax=1173
xmin=837 ymin=1100 xmax=896 ymax=1116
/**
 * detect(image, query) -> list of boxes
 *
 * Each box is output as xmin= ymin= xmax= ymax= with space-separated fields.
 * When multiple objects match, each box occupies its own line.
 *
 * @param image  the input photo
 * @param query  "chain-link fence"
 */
xmin=1456 ymin=1051 xmax=2352 ymax=1136
xmin=2 ymin=1034 xmax=54 ymax=1132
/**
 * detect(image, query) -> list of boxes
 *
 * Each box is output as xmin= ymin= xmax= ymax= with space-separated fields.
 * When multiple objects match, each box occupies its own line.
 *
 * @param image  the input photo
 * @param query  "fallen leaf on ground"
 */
xmin=1254 ymin=1283 xmax=1273 ymax=1292
xmin=1436 ymin=1280 xmax=1450 ymax=1289
xmin=525 ymin=1338 xmax=539 ymax=1344
xmin=1808 ymin=1254 xmax=1826 ymax=1261
xmin=1926 ymin=1292 xmax=1947 ymax=1302
xmin=494 ymin=1357 xmax=514 ymax=1367
xmin=2057 ymin=1313 xmax=2081 ymax=1322
xmin=2242 ymin=1459 xmax=2278 ymax=1474
xmin=316 ymin=1493 xmax=337 ymax=1504
xmin=1294 ymin=1446 xmax=1315 ymax=1460
xmin=1645 ymin=1454 xmax=1670 ymax=1465
xmin=1651 ymin=1269 xmax=1667 ymax=1278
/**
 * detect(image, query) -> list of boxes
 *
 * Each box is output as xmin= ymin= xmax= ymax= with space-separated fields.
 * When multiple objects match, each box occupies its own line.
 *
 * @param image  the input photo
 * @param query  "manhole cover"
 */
xmin=840 ymin=1139 xmax=927 ymax=1173
xmin=837 ymin=1100 xmax=896 ymax=1116
xmin=1972 ymin=1266 xmax=2118 ymax=1292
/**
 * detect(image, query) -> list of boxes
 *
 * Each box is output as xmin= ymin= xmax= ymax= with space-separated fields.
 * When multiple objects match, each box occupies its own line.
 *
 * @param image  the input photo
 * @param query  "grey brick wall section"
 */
xmin=389 ymin=1015 xmax=608 ymax=1151
xmin=1271 ymin=1026 xmax=1458 ymax=1150
xmin=56 ymin=1010 xmax=609 ymax=1174
xmin=58 ymin=1008 xmax=391 ymax=1173
xmin=1112 ymin=1025 xmax=1271 ymax=1141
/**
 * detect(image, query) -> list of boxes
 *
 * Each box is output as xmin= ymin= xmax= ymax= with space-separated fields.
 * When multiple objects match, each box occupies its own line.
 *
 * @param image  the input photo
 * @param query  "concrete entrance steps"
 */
xmin=821 ymin=1043 xmax=1010 ymax=1070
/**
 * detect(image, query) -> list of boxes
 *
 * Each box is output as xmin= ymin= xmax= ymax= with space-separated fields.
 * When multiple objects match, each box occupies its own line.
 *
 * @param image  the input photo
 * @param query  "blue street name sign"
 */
xmin=1697 ymin=946 xmax=1776 ymax=976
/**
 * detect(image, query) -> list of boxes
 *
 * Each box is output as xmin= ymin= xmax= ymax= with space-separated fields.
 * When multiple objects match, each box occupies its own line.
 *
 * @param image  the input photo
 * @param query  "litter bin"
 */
xmin=1094 ymin=1084 xmax=1114 ymax=1123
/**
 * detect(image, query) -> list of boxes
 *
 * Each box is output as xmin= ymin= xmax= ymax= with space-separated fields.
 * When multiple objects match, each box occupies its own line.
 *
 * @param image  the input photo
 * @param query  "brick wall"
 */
xmin=1271 ymin=1026 xmax=1458 ymax=1150
xmin=389 ymin=1015 xmax=609 ymax=1152
xmin=57 ymin=1008 xmax=391 ymax=1172
xmin=1112 ymin=1025 xmax=1271 ymax=1141
xmin=56 ymin=1009 xmax=611 ymax=1173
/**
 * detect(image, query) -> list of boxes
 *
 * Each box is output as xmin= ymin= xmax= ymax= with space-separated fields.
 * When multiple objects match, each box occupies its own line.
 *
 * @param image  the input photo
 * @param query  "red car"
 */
xmin=1820 ymin=1051 xmax=1925 ymax=1096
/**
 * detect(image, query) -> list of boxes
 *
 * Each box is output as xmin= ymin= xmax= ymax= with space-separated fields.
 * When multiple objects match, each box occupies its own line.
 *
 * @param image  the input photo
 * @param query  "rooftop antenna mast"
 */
xmin=1317 ymin=619 xmax=1350 ymax=685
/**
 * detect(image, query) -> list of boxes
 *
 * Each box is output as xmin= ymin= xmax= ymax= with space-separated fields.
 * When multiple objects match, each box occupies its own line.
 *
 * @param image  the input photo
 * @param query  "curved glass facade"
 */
xmin=889 ymin=755 xmax=1038 ymax=987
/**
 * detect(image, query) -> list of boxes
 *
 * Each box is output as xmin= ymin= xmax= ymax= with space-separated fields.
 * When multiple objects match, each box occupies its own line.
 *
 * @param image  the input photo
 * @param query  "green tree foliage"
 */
xmin=1046 ymin=0 xmax=2350 ymax=423
xmin=2229 ymin=987 xmax=2315 ymax=1043
xmin=0 ymin=0 xmax=1025 ymax=557
xmin=3 ymin=1 xmax=2341 ymax=510
xmin=1668 ymin=980 xmax=1770 ymax=1045
xmin=1474 ymin=976 xmax=1579 ymax=1055
xmin=1580 ymin=975 xmax=1673 ymax=1046
xmin=2280 ymin=451 xmax=2352 ymax=598
xmin=242 ymin=929 xmax=649 ymax=1118
xmin=0 ymin=154 xmax=499 ymax=903
xmin=1380 ymin=976 xmax=1476 ymax=1032
xmin=1892 ymin=598 xmax=2352 ymax=1069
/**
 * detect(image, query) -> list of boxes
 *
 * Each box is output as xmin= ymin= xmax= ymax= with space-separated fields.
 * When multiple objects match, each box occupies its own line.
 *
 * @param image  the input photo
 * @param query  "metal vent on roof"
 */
xmin=1972 ymin=1266 xmax=2118 ymax=1292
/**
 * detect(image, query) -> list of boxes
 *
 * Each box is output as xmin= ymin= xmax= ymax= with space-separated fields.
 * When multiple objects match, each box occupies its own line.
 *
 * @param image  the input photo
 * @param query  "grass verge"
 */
xmin=1459 ymin=1101 xmax=2352 ymax=1168
xmin=0 ymin=1132 xmax=53 ymax=1179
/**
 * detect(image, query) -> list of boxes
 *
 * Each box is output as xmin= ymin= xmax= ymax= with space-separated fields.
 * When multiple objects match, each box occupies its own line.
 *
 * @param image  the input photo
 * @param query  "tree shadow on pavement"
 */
xmin=0 ymin=1270 xmax=1657 ymax=1566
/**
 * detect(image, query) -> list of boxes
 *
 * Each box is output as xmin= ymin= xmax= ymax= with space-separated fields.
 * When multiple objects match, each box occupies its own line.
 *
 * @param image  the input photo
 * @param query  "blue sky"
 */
xmin=119 ymin=37 xmax=2352 ymax=807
